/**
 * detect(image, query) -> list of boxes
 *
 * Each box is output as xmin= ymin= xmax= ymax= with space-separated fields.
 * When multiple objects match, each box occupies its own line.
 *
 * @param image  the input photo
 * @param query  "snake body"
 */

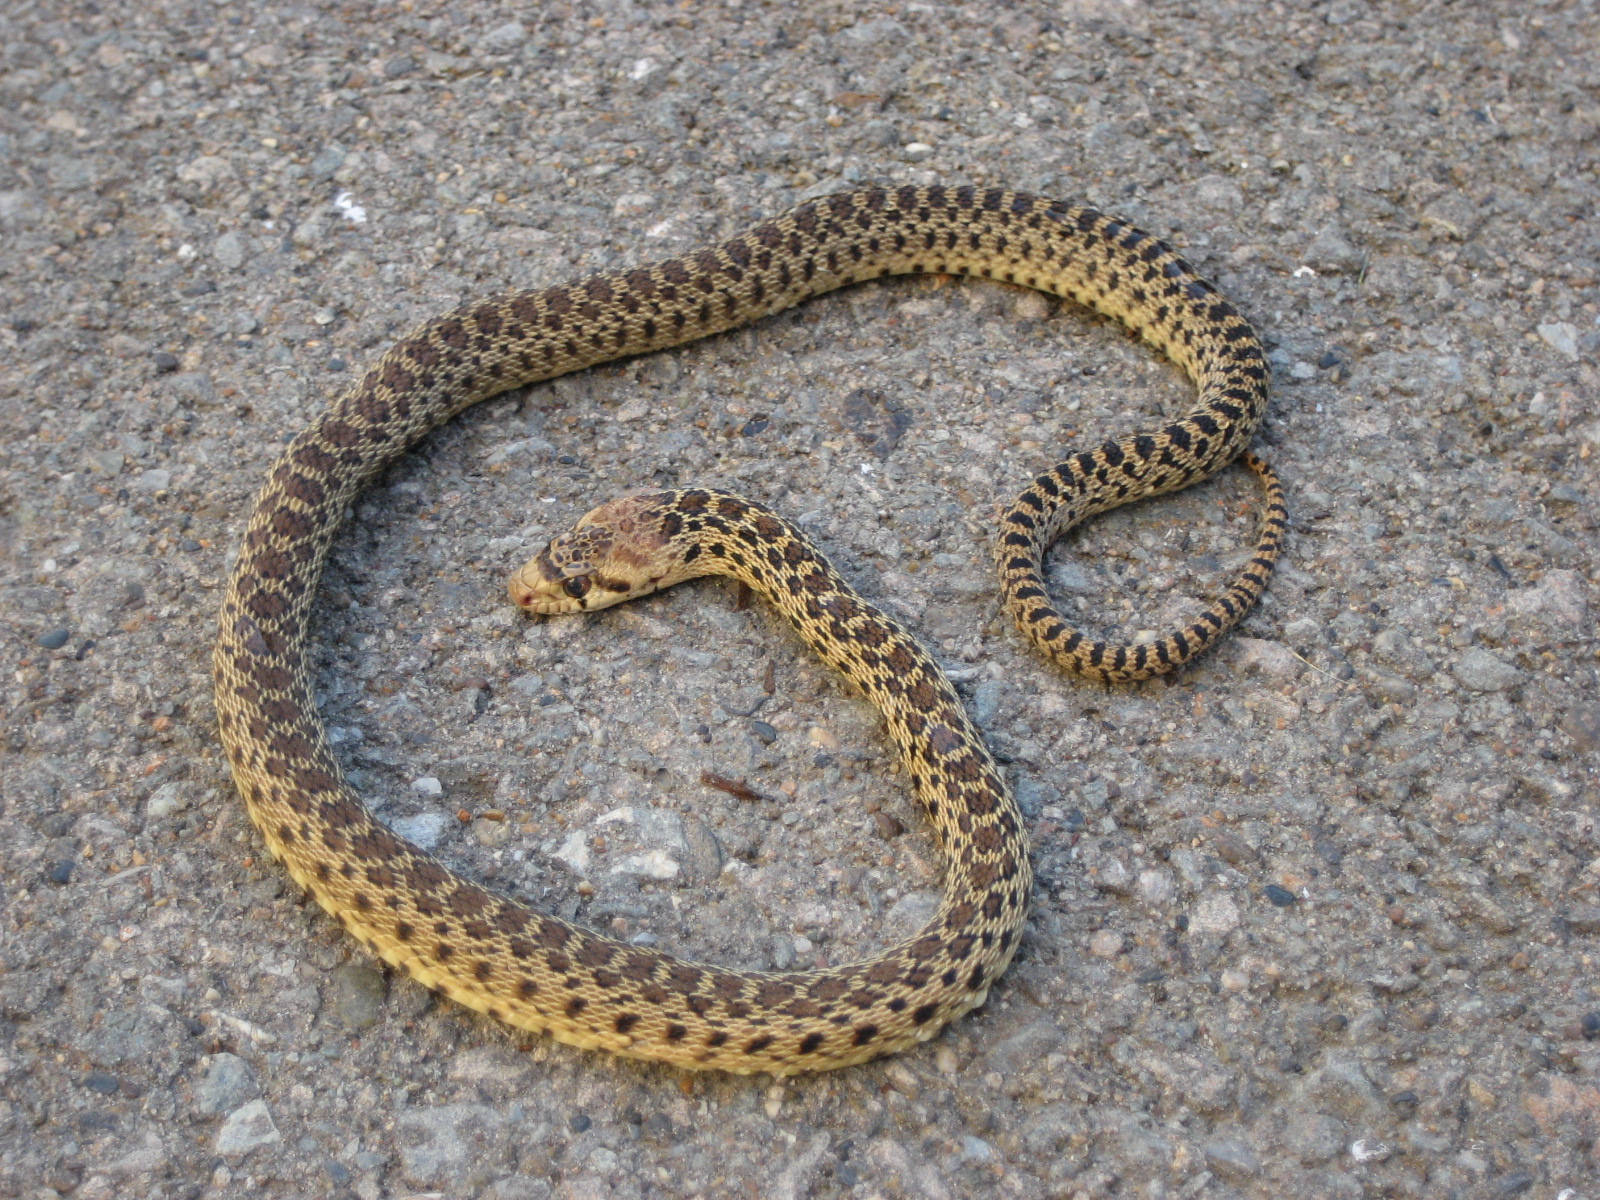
xmin=213 ymin=185 xmax=1285 ymax=1074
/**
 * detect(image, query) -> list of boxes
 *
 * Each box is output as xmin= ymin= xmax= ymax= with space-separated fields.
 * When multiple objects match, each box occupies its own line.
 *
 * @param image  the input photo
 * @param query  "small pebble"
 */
xmin=216 ymin=1099 xmax=281 ymax=1156
xmin=1452 ymin=648 xmax=1523 ymax=693
xmin=1560 ymin=704 xmax=1600 ymax=753
xmin=972 ymin=679 xmax=1004 ymax=724
xmin=325 ymin=961 xmax=388 ymax=1030
xmin=808 ymin=725 xmax=841 ymax=751
xmin=1138 ymin=868 xmax=1177 ymax=906
xmin=1536 ymin=321 xmax=1578 ymax=359
xmin=1490 ymin=1171 xmax=1536 ymax=1197
xmin=769 ymin=936 xmax=795 ymax=970
xmin=1349 ymin=1138 xmax=1391 ymax=1164
xmin=485 ymin=20 xmax=527 ymax=50
xmin=83 ymin=1071 xmax=120 ymax=1095
xmin=958 ymin=1135 xmax=995 ymax=1165
xmin=196 ymin=1053 xmax=259 ymax=1116
xmin=391 ymin=812 xmax=448 ymax=850
xmin=1190 ymin=893 xmax=1242 ymax=935
xmin=1264 ymin=884 xmax=1297 ymax=907
xmin=146 ymin=781 xmax=187 ymax=820
xmin=309 ymin=145 xmax=345 ymax=180
xmin=763 ymin=1085 xmax=786 ymax=1118
xmin=213 ymin=231 xmax=244 ymax=270
xmin=1204 ymin=1138 xmax=1260 ymax=1179
xmin=1089 ymin=929 xmax=1124 ymax=958
xmin=36 ymin=627 xmax=70 ymax=649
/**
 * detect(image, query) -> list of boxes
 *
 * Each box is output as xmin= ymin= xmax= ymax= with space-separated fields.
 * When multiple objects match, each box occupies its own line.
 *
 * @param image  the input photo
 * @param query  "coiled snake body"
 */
xmin=213 ymin=185 xmax=1285 ymax=1074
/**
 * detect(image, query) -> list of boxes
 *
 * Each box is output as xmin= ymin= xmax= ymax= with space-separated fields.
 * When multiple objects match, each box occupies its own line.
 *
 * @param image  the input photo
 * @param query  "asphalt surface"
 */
xmin=2 ymin=2 xmax=1597 ymax=1197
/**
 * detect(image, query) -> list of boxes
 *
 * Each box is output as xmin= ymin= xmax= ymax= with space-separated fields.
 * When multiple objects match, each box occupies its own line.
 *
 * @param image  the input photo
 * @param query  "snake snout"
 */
xmin=507 ymin=563 xmax=545 ymax=610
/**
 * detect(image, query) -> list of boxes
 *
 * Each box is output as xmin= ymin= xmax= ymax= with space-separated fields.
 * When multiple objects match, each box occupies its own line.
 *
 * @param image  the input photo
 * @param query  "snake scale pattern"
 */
xmin=213 ymin=185 xmax=1286 ymax=1074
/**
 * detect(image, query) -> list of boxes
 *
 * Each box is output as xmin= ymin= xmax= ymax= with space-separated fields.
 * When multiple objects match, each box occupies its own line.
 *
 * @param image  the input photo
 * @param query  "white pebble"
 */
xmin=391 ymin=812 xmax=448 ymax=850
xmin=1349 ymin=1138 xmax=1391 ymax=1163
xmin=1089 ymin=928 xmax=1125 ymax=957
xmin=215 ymin=1099 xmax=280 ymax=1156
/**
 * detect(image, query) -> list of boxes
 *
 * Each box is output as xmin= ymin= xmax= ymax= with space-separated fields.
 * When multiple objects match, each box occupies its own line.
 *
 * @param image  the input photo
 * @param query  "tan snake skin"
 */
xmin=213 ymin=185 xmax=1285 ymax=1073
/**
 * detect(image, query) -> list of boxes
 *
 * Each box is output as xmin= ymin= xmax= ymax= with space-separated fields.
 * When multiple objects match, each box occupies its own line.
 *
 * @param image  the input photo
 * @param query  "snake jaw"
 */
xmin=507 ymin=545 xmax=599 ymax=615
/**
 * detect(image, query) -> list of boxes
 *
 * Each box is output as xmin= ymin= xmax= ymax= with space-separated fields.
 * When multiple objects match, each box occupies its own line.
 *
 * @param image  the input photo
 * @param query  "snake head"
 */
xmin=508 ymin=492 xmax=687 ymax=615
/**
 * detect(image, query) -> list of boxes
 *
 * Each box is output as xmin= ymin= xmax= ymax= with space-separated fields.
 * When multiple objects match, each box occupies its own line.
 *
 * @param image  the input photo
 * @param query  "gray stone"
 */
xmin=391 ymin=811 xmax=448 ymax=849
xmin=1204 ymin=1137 xmax=1260 ymax=1180
xmin=145 ymin=781 xmax=188 ymax=820
xmin=1190 ymin=892 xmax=1242 ymax=936
xmin=1231 ymin=636 xmax=1301 ymax=680
xmin=972 ymin=679 xmax=1004 ymax=724
xmin=1561 ymin=704 xmax=1600 ymax=753
xmin=216 ymin=1099 xmax=280 ymax=1156
xmin=1537 ymin=322 xmax=1578 ymax=359
xmin=1137 ymin=867 xmax=1177 ymax=907
xmin=195 ymin=1053 xmax=259 ymax=1116
xmin=325 ymin=961 xmax=388 ymax=1030
xmin=483 ymin=1176 xmax=555 ymax=1200
xmin=679 ymin=817 xmax=724 ymax=883
xmin=1452 ymin=647 xmax=1523 ymax=692
xmin=213 ymin=231 xmax=245 ymax=270
xmin=484 ymin=21 xmax=526 ymax=51
xmin=883 ymin=889 xmax=941 ymax=940
xmin=309 ymin=143 xmax=346 ymax=180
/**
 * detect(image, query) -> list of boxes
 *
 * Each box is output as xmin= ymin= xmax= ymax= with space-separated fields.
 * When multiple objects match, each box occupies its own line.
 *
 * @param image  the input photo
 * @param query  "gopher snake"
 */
xmin=213 ymin=185 xmax=1286 ymax=1074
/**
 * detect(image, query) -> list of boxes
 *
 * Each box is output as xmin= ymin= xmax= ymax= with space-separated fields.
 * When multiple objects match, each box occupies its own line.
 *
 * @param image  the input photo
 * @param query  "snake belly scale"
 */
xmin=213 ymin=185 xmax=1285 ymax=1074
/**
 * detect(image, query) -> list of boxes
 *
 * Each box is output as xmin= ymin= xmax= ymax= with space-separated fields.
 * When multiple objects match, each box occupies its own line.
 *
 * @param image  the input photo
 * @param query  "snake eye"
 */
xmin=563 ymin=576 xmax=590 ymax=600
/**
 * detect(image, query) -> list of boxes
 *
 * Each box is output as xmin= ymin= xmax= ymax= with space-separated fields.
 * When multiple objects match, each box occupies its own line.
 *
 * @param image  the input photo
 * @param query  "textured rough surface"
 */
xmin=2 ymin=0 xmax=1597 ymax=1196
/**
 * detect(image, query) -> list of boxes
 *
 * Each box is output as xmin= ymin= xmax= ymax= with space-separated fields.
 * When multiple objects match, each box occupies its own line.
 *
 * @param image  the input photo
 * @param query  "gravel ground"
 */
xmin=3 ymin=2 xmax=1597 ymax=1197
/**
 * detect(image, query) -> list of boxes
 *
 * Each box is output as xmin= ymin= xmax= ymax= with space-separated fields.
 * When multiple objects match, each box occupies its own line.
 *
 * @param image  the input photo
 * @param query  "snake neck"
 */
xmin=623 ymin=487 xmax=1030 ymax=903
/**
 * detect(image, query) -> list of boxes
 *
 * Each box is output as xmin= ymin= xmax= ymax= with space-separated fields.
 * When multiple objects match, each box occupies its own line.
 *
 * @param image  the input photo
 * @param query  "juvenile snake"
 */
xmin=213 ymin=185 xmax=1286 ymax=1074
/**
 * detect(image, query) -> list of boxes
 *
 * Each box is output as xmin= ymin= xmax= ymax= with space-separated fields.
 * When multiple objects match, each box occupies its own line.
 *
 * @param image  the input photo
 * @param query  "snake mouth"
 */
xmin=507 ymin=550 xmax=588 ymax=615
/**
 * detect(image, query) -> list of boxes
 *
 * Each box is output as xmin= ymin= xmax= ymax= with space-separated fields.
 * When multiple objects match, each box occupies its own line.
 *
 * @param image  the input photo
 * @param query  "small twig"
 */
xmin=700 ymin=771 xmax=772 ymax=803
xmin=1288 ymin=647 xmax=1341 ymax=682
